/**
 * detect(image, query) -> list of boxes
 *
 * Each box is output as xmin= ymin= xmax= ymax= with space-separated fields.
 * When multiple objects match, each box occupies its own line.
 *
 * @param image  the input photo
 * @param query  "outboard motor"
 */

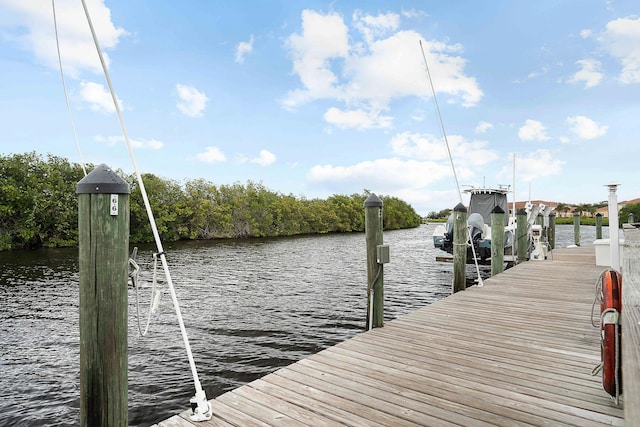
xmin=467 ymin=213 xmax=485 ymax=242
xmin=444 ymin=213 xmax=454 ymax=241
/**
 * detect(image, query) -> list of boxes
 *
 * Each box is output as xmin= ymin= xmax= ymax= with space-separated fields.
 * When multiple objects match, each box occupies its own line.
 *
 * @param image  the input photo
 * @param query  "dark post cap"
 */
xmin=517 ymin=208 xmax=527 ymax=215
xmin=573 ymin=212 xmax=580 ymax=216
xmin=364 ymin=193 xmax=383 ymax=208
xmin=453 ymin=202 xmax=466 ymax=212
xmin=550 ymin=212 xmax=556 ymax=217
xmin=491 ymin=205 xmax=505 ymax=214
xmin=76 ymin=164 xmax=130 ymax=194
xmin=596 ymin=213 xmax=603 ymax=217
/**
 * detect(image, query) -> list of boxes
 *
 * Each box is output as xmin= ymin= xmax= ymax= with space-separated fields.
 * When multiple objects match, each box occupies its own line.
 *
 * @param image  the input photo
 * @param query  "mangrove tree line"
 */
xmin=0 ymin=152 xmax=422 ymax=251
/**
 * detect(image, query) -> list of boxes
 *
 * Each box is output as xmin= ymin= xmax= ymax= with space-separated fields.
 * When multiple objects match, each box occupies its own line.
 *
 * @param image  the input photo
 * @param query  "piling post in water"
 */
xmin=77 ymin=164 xmax=130 ymax=427
xmin=573 ymin=212 xmax=581 ymax=246
xmin=548 ymin=212 xmax=556 ymax=250
xmin=364 ymin=193 xmax=384 ymax=329
xmin=516 ymin=208 xmax=528 ymax=263
xmin=596 ymin=213 xmax=603 ymax=239
xmin=629 ymin=212 xmax=635 ymax=224
xmin=490 ymin=206 xmax=505 ymax=276
xmin=453 ymin=203 xmax=467 ymax=293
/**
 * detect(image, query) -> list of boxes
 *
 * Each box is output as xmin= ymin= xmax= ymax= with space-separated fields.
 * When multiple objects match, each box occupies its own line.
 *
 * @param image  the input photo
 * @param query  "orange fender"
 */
xmin=600 ymin=270 xmax=622 ymax=398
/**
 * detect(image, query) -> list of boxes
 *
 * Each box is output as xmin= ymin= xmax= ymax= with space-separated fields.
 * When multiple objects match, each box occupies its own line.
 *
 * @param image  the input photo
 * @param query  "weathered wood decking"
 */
xmin=155 ymin=246 xmax=624 ymax=426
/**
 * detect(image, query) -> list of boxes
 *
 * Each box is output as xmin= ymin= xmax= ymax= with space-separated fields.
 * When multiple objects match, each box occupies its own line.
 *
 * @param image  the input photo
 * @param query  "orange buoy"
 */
xmin=600 ymin=270 xmax=622 ymax=399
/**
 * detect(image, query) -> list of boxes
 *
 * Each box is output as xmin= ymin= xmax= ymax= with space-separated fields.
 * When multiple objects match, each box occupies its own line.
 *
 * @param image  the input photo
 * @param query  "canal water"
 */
xmin=0 ymin=223 xmax=608 ymax=426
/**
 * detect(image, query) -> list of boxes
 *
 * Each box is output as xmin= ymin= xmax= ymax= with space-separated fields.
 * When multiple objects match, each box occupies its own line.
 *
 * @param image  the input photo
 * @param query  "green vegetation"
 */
xmin=620 ymin=202 xmax=640 ymax=225
xmin=0 ymin=152 xmax=421 ymax=251
xmin=555 ymin=216 xmax=609 ymax=226
xmin=425 ymin=208 xmax=452 ymax=222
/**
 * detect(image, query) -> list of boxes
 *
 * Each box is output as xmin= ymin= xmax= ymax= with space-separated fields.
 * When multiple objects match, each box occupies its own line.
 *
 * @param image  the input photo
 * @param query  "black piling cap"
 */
xmin=453 ymin=202 xmax=466 ymax=212
xmin=364 ymin=193 xmax=383 ymax=208
xmin=491 ymin=205 xmax=505 ymax=214
xmin=517 ymin=208 xmax=527 ymax=216
xmin=76 ymin=164 xmax=130 ymax=194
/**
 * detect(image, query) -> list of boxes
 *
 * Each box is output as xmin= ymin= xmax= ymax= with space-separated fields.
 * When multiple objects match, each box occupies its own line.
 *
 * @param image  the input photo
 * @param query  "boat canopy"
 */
xmin=466 ymin=189 xmax=509 ymax=226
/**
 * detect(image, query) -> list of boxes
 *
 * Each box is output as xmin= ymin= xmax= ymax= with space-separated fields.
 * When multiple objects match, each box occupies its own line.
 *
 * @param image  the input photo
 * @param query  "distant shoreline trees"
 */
xmin=0 ymin=152 xmax=422 ymax=251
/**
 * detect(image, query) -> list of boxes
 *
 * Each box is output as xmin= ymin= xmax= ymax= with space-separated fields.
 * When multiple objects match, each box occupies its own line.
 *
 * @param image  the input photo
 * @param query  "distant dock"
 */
xmin=154 ymin=245 xmax=624 ymax=426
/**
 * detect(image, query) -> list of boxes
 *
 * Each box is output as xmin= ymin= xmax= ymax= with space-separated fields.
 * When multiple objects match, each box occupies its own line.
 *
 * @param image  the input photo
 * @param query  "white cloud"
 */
xmin=527 ymin=65 xmax=550 ymax=80
xmin=94 ymin=134 xmax=164 ymax=149
xmin=0 ymin=0 xmax=127 ymax=77
xmin=281 ymin=9 xmax=349 ymax=110
xmin=401 ymin=9 xmax=428 ymax=19
xmin=599 ymin=16 xmax=640 ymax=84
xmin=566 ymin=115 xmax=608 ymax=140
xmin=235 ymin=35 xmax=254 ymax=64
xmin=390 ymin=131 xmax=498 ymax=166
xmin=497 ymin=150 xmax=564 ymax=183
xmin=282 ymin=10 xmax=482 ymax=129
xmin=518 ymin=119 xmax=550 ymax=141
xmin=80 ymin=81 xmax=122 ymax=113
xmin=250 ymin=149 xmax=277 ymax=166
xmin=176 ymin=84 xmax=208 ymax=117
xmin=475 ymin=121 xmax=493 ymax=134
xmin=323 ymin=107 xmax=393 ymax=130
xmin=580 ymin=29 xmax=593 ymax=39
xmin=307 ymin=158 xmax=451 ymax=190
xmin=196 ymin=146 xmax=226 ymax=163
xmin=353 ymin=10 xmax=400 ymax=45
xmin=567 ymin=59 xmax=603 ymax=88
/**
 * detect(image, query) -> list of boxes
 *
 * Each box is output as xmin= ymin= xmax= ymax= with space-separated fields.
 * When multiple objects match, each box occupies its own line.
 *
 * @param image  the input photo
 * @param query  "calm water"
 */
xmin=0 ymin=223 xmax=608 ymax=426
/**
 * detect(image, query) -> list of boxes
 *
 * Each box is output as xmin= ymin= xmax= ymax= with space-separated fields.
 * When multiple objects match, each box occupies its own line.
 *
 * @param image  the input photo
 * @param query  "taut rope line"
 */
xmin=419 ymin=40 xmax=484 ymax=286
xmin=78 ymin=0 xmax=211 ymax=420
xmin=51 ymin=0 xmax=87 ymax=176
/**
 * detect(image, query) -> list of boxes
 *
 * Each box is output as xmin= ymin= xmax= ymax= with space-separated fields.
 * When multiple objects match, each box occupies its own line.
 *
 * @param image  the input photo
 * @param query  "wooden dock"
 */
xmin=154 ymin=246 xmax=624 ymax=426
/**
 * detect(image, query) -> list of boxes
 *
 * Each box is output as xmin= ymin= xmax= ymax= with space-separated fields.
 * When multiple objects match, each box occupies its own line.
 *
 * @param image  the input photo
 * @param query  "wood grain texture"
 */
xmin=159 ymin=246 xmax=625 ymax=426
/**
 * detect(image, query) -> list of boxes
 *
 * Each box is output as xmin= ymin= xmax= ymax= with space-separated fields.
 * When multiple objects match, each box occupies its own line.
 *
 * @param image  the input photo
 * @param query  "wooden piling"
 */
xmin=364 ymin=193 xmax=384 ymax=329
xmin=573 ymin=212 xmax=581 ymax=246
xmin=516 ymin=208 xmax=528 ymax=263
xmin=77 ymin=164 xmax=130 ymax=427
xmin=548 ymin=212 xmax=556 ymax=250
xmin=490 ymin=206 xmax=505 ymax=276
xmin=596 ymin=213 xmax=603 ymax=239
xmin=452 ymin=203 xmax=467 ymax=293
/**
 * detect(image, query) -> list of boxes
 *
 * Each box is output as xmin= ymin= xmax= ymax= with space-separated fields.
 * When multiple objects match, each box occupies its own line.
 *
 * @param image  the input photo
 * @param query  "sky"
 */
xmin=1 ymin=0 xmax=639 ymax=216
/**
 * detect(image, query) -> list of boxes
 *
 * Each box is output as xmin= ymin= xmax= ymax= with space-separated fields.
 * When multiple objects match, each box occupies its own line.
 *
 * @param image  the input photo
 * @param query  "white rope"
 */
xmin=51 ymin=0 xmax=87 ymax=176
xmin=131 ymin=252 xmax=161 ymax=337
xmin=419 ymin=40 xmax=484 ymax=287
xmin=79 ymin=0 xmax=210 ymax=419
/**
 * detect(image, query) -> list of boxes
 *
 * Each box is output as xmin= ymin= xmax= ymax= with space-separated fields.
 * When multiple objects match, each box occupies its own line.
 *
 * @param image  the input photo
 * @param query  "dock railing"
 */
xmin=622 ymin=224 xmax=640 ymax=423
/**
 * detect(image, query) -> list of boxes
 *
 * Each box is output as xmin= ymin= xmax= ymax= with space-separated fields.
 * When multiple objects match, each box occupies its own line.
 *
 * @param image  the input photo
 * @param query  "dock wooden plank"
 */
xmin=156 ymin=246 xmax=624 ymax=426
xmin=622 ymin=225 xmax=640 ymax=424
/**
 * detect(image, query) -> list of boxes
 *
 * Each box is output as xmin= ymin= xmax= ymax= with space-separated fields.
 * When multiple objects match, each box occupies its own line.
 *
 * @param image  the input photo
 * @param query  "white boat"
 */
xmin=432 ymin=186 xmax=543 ymax=261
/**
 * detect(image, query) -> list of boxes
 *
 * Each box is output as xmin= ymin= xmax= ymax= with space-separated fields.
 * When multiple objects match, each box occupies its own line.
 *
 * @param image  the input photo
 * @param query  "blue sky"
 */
xmin=1 ymin=0 xmax=638 ymax=215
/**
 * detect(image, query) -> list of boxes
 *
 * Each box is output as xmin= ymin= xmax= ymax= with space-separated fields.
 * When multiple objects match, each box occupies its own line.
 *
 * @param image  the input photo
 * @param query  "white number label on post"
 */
xmin=110 ymin=194 xmax=119 ymax=216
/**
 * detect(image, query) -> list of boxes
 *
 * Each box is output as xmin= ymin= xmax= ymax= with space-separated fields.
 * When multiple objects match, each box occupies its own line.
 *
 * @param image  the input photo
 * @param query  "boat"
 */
xmin=432 ymin=186 xmax=516 ymax=261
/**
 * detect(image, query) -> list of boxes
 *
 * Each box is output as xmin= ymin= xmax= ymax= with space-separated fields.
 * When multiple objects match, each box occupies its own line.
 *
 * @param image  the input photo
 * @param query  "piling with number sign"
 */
xmin=77 ymin=164 xmax=130 ymax=427
xmin=491 ymin=206 xmax=505 ymax=276
xmin=364 ymin=193 xmax=384 ymax=329
xmin=453 ymin=203 xmax=467 ymax=293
